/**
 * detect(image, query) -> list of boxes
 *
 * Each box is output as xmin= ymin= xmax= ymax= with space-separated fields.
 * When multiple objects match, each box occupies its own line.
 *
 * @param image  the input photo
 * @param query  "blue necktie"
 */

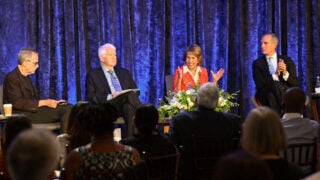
xmin=268 ymin=57 xmax=275 ymax=75
xmin=108 ymin=70 xmax=122 ymax=91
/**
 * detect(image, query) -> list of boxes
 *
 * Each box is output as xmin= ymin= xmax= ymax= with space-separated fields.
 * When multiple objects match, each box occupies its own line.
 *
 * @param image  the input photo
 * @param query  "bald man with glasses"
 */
xmin=3 ymin=48 xmax=71 ymax=128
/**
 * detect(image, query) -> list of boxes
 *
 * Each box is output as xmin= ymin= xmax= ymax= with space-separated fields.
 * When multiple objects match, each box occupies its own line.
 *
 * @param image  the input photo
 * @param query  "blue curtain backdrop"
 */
xmin=0 ymin=0 xmax=319 ymax=117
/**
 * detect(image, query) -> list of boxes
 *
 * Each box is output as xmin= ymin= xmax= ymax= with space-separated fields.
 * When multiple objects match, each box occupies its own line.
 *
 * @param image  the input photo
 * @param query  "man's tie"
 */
xmin=108 ymin=70 xmax=122 ymax=91
xmin=268 ymin=57 xmax=275 ymax=75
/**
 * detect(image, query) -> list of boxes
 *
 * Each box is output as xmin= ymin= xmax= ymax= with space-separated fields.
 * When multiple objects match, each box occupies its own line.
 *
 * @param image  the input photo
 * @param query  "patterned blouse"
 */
xmin=75 ymin=145 xmax=136 ymax=180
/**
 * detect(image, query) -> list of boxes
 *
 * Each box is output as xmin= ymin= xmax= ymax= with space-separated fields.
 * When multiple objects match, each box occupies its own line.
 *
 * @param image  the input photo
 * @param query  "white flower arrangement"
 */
xmin=158 ymin=88 xmax=239 ymax=121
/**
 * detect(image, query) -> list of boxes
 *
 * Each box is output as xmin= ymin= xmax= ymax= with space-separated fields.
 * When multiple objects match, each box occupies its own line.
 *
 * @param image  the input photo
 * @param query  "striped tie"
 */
xmin=108 ymin=70 xmax=122 ymax=91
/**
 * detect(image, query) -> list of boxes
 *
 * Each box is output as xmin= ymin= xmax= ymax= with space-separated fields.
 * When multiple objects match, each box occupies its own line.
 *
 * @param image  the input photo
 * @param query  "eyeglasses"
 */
xmin=26 ymin=59 xmax=39 ymax=66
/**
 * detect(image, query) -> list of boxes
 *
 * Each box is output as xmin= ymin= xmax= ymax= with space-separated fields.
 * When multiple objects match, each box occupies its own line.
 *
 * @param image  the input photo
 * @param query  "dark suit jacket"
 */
xmin=3 ymin=67 xmax=39 ymax=113
xmin=169 ymin=107 xmax=241 ymax=179
xmin=86 ymin=66 xmax=141 ymax=137
xmin=252 ymin=55 xmax=299 ymax=106
xmin=86 ymin=67 xmax=139 ymax=104
xmin=121 ymin=131 xmax=177 ymax=158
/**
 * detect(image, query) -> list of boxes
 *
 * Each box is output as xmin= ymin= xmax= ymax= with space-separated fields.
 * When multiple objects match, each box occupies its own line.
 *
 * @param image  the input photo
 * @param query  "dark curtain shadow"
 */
xmin=0 ymin=0 xmax=319 ymax=117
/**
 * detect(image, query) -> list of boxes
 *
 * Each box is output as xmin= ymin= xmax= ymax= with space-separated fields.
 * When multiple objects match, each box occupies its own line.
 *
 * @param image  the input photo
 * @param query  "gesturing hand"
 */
xmin=39 ymin=99 xmax=66 ymax=108
xmin=211 ymin=68 xmax=224 ymax=84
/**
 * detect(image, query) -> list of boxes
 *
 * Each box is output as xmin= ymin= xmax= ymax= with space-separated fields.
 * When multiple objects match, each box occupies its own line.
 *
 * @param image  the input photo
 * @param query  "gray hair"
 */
xmin=7 ymin=129 xmax=60 ymax=180
xmin=98 ymin=43 xmax=116 ymax=57
xmin=18 ymin=48 xmax=37 ymax=65
xmin=263 ymin=33 xmax=279 ymax=45
xmin=197 ymin=83 xmax=219 ymax=109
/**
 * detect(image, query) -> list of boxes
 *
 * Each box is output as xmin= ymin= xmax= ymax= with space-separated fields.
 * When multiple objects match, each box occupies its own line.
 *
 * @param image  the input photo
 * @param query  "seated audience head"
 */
xmin=213 ymin=150 xmax=272 ymax=180
xmin=242 ymin=106 xmax=287 ymax=156
xmin=1 ymin=116 xmax=32 ymax=154
xmin=64 ymin=102 xmax=91 ymax=148
xmin=134 ymin=104 xmax=159 ymax=135
xmin=196 ymin=83 xmax=219 ymax=109
xmin=282 ymin=87 xmax=306 ymax=114
xmin=80 ymin=103 xmax=119 ymax=139
xmin=183 ymin=44 xmax=203 ymax=66
xmin=7 ymin=129 xmax=59 ymax=180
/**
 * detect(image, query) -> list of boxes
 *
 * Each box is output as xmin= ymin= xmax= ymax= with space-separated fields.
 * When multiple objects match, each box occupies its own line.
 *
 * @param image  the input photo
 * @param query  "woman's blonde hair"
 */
xmin=183 ymin=44 xmax=203 ymax=65
xmin=242 ymin=106 xmax=286 ymax=155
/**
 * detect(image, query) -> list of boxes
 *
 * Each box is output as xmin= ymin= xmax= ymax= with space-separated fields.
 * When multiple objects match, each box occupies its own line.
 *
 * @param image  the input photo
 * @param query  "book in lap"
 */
xmin=117 ymin=89 xmax=140 ymax=96
xmin=108 ymin=89 xmax=140 ymax=103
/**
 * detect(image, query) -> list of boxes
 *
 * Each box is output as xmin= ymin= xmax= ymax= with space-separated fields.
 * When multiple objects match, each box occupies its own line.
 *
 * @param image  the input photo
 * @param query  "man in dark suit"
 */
xmin=86 ymin=43 xmax=141 ymax=137
xmin=169 ymin=83 xmax=241 ymax=179
xmin=252 ymin=33 xmax=299 ymax=115
xmin=3 ymin=48 xmax=71 ymax=127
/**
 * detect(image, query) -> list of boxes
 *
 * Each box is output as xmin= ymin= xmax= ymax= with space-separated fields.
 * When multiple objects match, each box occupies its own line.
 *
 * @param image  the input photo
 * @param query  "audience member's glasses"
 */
xmin=26 ymin=60 xmax=39 ymax=66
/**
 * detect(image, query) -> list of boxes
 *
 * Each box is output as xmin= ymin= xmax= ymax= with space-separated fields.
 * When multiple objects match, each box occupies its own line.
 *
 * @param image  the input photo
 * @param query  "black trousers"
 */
xmin=26 ymin=104 xmax=72 ymax=129
xmin=267 ymin=81 xmax=288 ymax=116
xmin=109 ymin=92 xmax=141 ymax=138
xmin=267 ymin=92 xmax=282 ymax=116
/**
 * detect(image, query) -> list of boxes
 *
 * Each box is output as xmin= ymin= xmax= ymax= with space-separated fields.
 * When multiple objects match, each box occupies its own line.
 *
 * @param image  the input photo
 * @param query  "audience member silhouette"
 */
xmin=121 ymin=104 xmax=177 ymax=158
xmin=7 ymin=129 xmax=60 ymax=180
xmin=281 ymin=87 xmax=319 ymax=144
xmin=0 ymin=116 xmax=32 ymax=179
xmin=169 ymin=82 xmax=241 ymax=179
xmin=56 ymin=102 xmax=91 ymax=167
xmin=63 ymin=103 xmax=142 ymax=179
xmin=212 ymin=150 xmax=272 ymax=180
xmin=242 ymin=107 xmax=304 ymax=180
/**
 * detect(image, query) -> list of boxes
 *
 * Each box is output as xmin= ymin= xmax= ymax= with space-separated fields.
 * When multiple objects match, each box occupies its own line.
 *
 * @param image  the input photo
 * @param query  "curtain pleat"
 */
xmin=0 ymin=0 xmax=319 ymax=117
